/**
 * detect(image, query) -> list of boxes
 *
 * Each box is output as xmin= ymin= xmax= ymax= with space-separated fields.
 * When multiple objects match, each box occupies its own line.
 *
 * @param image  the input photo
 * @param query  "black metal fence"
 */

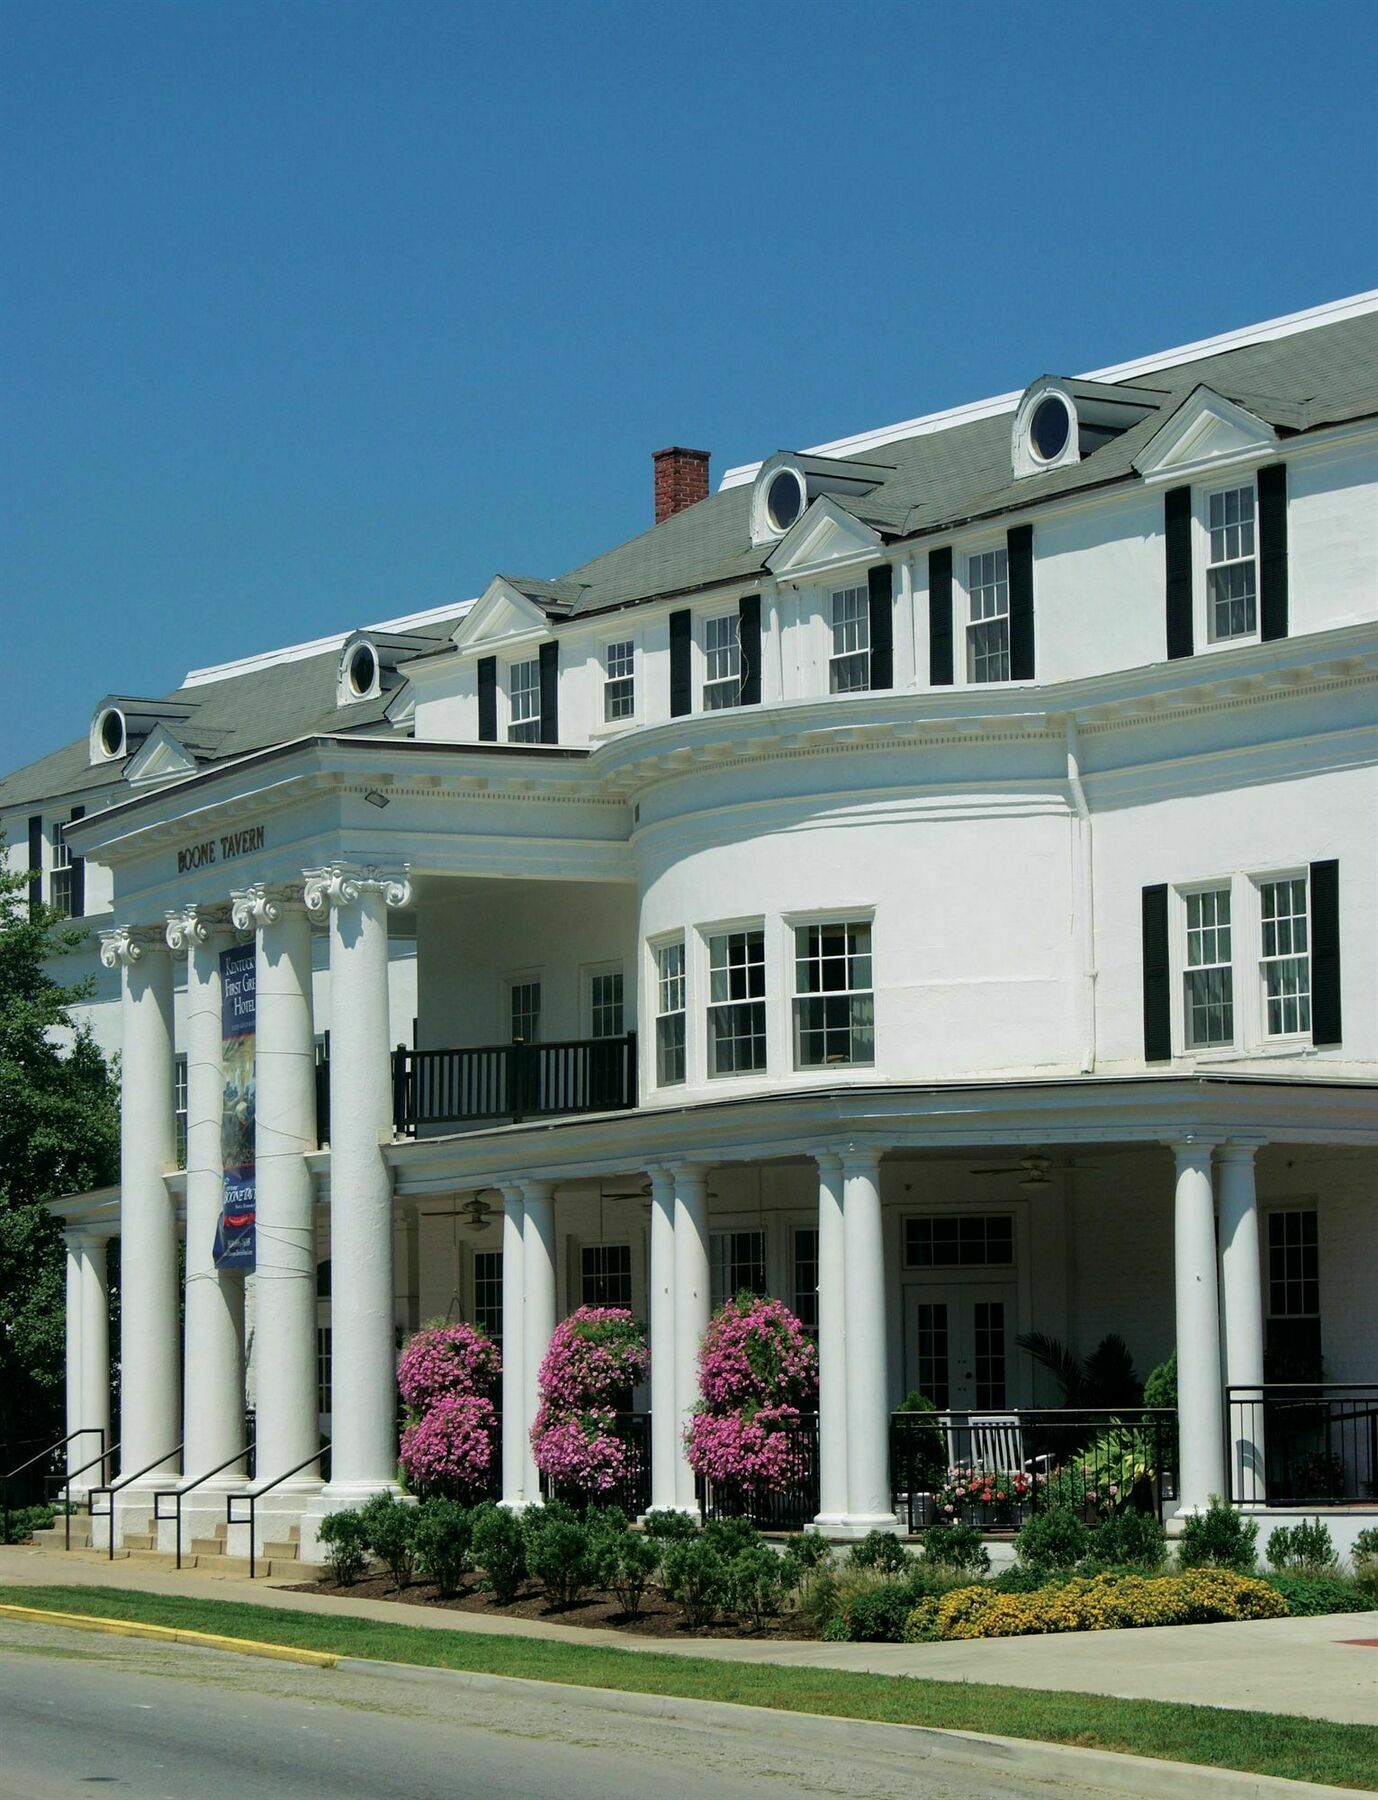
xmin=540 ymin=1412 xmax=651 ymax=1518
xmin=1226 ymin=1384 xmax=1378 ymax=1506
xmin=699 ymin=1413 xmax=820 ymax=1531
xmin=393 ymin=1035 xmax=638 ymax=1133
xmin=891 ymin=1408 xmax=1179 ymax=1531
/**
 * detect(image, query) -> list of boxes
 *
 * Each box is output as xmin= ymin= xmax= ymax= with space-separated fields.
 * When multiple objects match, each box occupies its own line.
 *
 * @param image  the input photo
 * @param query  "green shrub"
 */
xmin=526 ymin=1516 xmax=595 ymax=1607
xmin=594 ymin=1530 xmax=660 ymax=1617
xmin=905 ymin=1568 xmax=1286 ymax=1641
xmin=823 ymin=1573 xmax=914 ymax=1642
xmin=1092 ymin=1508 xmax=1167 ymax=1571
xmin=990 ymin=1564 xmax=1055 ymax=1594
xmin=793 ymin=1564 xmax=840 ymax=1634
xmin=1143 ymin=1352 xmax=1177 ymax=1409
xmin=318 ymin=1509 xmax=371 ymax=1586
xmin=0 ymin=1503 xmax=56 ymax=1545
xmin=847 ymin=1530 xmax=910 ymax=1574
xmin=359 ymin=1492 xmax=418 ymax=1587
xmin=701 ymin=1515 xmax=762 ymax=1559
xmin=920 ymin=1520 xmax=990 ymax=1575
xmin=1015 ymin=1506 xmax=1090 ymax=1574
xmin=727 ymin=1544 xmax=789 ymax=1630
xmin=1177 ymin=1496 xmax=1258 ymax=1572
xmin=1352 ymin=1526 xmax=1378 ymax=1559
xmin=661 ymin=1538 xmax=728 ymax=1627
xmin=471 ymin=1503 xmax=527 ymax=1603
xmin=1262 ymin=1572 xmax=1369 ymax=1616
xmin=894 ymin=1392 xmax=947 ymax=1490
xmin=1352 ymin=1527 xmax=1378 ymax=1597
xmin=583 ymin=1504 xmax=630 ymax=1547
xmin=411 ymin=1498 xmax=472 ymax=1597
xmin=779 ymin=1530 xmax=830 ymax=1583
xmin=1267 ymin=1517 xmax=1339 ymax=1575
xmin=641 ymin=1508 xmax=699 ymax=1543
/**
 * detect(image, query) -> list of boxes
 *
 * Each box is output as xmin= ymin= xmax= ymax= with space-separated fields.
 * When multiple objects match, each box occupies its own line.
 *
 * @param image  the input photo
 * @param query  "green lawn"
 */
xmin=3 ymin=1583 xmax=1375 ymax=1791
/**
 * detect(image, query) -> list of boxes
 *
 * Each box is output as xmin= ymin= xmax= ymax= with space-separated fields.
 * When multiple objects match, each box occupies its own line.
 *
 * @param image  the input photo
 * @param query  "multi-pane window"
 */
xmin=703 ymin=614 xmax=741 ymax=710
xmin=829 ymin=585 xmax=870 ymax=693
xmin=793 ymin=921 xmax=874 ymax=1068
xmin=966 ymin=548 xmax=1010 ymax=683
xmin=655 ymin=940 xmax=686 ymax=1086
xmin=174 ymin=1055 xmax=188 ymax=1170
xmin=316 ymin=1326 xmax=332 ymax=1416
xmin=973 ymin=1300 xmax=1008 ymax=1409
xmin=710 ymin=1229 xmax=766 ymax=1311
xmin=474 ymin=1249 xmax=503 ymax=1340
xmin=49 ymin=819 xmax=75 ymax=917
xmin=509 ymin=979 xmax=541 ymax=1043
xmin=1207 ymin=484 xmax=1257 ymax=640
xmin=604 ymin=639 xmax=635 ymax=722
xmin=1266 ymin=1209 xmax=1321 ymax=1381
xmin=581 ymin=1243 xmax=632 ymax=1307
xmin=914 ymin=1302 xmax=950 ymax=1410
xmin=1184 ymin=887 xmax=1234 ymax=1047
xmin=1260 ymin=877 xmax=1310 ymax=1036
xmin=904 ymin=1214 xmax=1014 ymax=1269
xmin=590 ymin=969 xmax=624 ymax=1039
xmin=707 ymin=928 xmax=766 ymax=1075
xmin=792 ymin=1227 xmax=819 ymax=1337
xmin=507 ymin=658 xmax=541 ymax=742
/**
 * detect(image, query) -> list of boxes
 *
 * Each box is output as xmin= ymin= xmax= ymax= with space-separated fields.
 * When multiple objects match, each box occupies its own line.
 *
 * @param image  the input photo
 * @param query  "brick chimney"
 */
xmin=653 ymin=446 xmax=711 ymax=523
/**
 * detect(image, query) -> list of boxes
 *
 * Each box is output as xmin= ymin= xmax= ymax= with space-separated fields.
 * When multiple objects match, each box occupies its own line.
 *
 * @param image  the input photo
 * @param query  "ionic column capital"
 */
xmin=1163 ymin=1133 xmax=1225 ymax=1166
xmin=229 ymin=882 xmax=307 ymax=933
xmin=165 ymin=904 xmax=234 ymax=956
xmin=302 ymin=861 xmax=412 ymax=917
xmin=99 ymin=924 xmax=168 ymax=969
xmin=810 ymin=1147 xmax=845 ymax=1178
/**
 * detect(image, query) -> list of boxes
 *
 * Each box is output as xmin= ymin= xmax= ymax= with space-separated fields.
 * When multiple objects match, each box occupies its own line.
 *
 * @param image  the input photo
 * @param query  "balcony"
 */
xmin=388 ymin=1034 xmax=638 ymax=1135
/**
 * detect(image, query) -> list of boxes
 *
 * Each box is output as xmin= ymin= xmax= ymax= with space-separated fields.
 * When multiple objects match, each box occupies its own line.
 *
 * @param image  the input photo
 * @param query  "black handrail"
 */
xmin=2 ymin=1428 xmax=104 ymax=1542
xmin=393 ymin=1033 xmax=638 ymax=1133
xmin=89 ymin=1445 xmax=184 ymax=1561
xmin=226 ymin=1441 xmax=329 ymax=1580
xmin=154 ymin=1444 xmax=255 ymax=1571
xmin=50 ymin=1441 xmax=121 ymax=1551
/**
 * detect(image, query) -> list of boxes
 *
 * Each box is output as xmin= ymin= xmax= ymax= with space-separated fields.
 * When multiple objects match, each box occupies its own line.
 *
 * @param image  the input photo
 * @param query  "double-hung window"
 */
xmin=589 ymin=969 xmax=624 ymax=1039
xmin=509 ymin=979 xmax=541 ymax=1043
xmin=703 ymin=614 xmax=741 ymax=710
xmin=1259 ymin=876 xmax=1310 ymax=1037
xmin=49 ymin=819 xmax=75 ymax=917
xmin=654 ymin=939 xmax=686 ymax=1086
xmin=966 ymin=548 xmax=1009 ymax=683
xmin=710 ymin=1229 xmax=766 ymax=1311
xmin=707 ymin=928 xmax=766 ymax=1075
xmin=603 ymin=639 xmax=635 ymax=721
xmin=473 ymin=1249 xmax=503 ymax=1339
xmin=581 ymin=1243 xmax=632 ymax=1307
xmin=792 ymin=1227 xmax=819 ymax=1336
xmin=174 ymin=1054 xmax=189 ymax=1169
xmin=508 ymin=659 xmax=541 ymax=742
xmin=793 ymin=920 xmax=874 ymax=1067
xmin=1183 ymin=887 xmax=1233 ymax=1047
xmin=829 ymin=584 xmax=870 ymax=692
xmin=1265 ymin=1208 xmax=1321 ymax=1380
xmin=1206 ymin=484 xmax=1257 ymax=641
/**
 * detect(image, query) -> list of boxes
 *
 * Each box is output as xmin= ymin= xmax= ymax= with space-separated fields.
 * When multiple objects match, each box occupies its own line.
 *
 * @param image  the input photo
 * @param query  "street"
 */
xmin=0 ymin=1619 xmax=1119 ymax=1798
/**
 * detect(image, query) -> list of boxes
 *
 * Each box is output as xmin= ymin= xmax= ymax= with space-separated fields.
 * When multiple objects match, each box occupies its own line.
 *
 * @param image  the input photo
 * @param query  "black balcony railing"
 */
xmin=391 ymin=1034 xmax=637 ymax=1134
xmin=891 ymin=1407 xmax=1179 ymax=1531
xmin=1226 ymin=1384 xmax=1378 ymax=1506
xmin=699 ymin=1413 xmax=820 ymax=1531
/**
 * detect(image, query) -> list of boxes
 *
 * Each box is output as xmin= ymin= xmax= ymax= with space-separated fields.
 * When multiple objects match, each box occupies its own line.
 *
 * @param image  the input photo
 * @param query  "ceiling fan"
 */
xmin=971 ymin=1152 xmax=1057 ymax=1190
xmin=420 ymin=1190 xmax=499 ymax=1229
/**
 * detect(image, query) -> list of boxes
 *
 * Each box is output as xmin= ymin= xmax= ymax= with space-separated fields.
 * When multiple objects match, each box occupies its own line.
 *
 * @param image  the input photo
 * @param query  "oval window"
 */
xmin=98 ymin=709 xmax=125 ymax=757
xmin=348 ymin=644 xmax=378 ymax=696
xmin=766 ymin=469 xmax=804 ymax=532
xmin=1030 ymin=395 xmax=1071 ymax=462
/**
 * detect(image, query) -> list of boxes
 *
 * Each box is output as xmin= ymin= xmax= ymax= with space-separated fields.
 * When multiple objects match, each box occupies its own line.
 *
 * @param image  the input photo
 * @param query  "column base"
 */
xmin=809 ymin=1512 xmax=849 ymax=1533
xmin=832 ymin=1511 xmax=901 ymax=1540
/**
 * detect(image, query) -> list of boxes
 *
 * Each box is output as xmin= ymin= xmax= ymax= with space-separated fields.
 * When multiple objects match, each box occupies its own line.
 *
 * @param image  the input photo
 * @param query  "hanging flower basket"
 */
xmin=530 ymin=1307 xmax=649 ymax=1502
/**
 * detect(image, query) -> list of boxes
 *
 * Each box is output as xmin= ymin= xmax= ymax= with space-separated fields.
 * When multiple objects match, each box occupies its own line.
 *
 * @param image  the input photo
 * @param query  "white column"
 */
xmin=63 ymin=1231 xmax=85 ymax=1483
xmin=231 ymin=886 xmax=318 ymax=1489
xmin=813 ymin=1151 xmax=848 ymax=1526
xmin=647 ymin=1166 xmax=679 ymax=1514
xmin=100 ymin=926 xmax=179 ymax=1478
xmin=167 ymin=908 xmax=245 ymax=1484
xmin=1219 ymin=1138 xmax=1267 ymax=1505
xmin=842 ymin=1148 xmax=897 ymax=1532
xmin=522 ymin=1179 xmax=557 ymax=1503
xmin=1170 ymin=1137 xmax=1226 ymax=1514
xmin=672 ymin=1164 xmax=709 ymax=1516
xmin=79 ymin=1235 xmax=112 ymax=1484
xmin=304 ymin=862 xmax=410 ymax=1503
xmin=499 ymin=1185 xmax=526 ymax=1508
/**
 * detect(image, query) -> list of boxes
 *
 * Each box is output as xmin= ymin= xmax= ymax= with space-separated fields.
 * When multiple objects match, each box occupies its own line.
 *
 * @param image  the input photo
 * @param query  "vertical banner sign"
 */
xmin=214 ymin=942 xmax=257 ymax=1268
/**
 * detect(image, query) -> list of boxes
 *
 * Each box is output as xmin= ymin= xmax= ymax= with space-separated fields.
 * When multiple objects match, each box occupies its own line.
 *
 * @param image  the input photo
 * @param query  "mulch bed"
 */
xmin=285 ymin=1573 xmax=819 ymax=1639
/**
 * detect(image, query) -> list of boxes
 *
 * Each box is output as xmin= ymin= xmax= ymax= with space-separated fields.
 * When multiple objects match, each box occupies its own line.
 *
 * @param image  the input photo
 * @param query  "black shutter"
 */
xmin=1258 ymin=462 xmax=1289 ymax=642
xmin=928 ymin=546 xmax=953 ymax=686
xmin=27 ymin=815 xmax=42 ymax=918
xmin=538 ymin=640 xmax=559 ymax=743
xmin=477 ymin=656 xmax=497 ymax=741
xmin=738 ymin=593 xmax=762 ymax=706
xmin=669 ymin=608 xmax=692 ymax=716
xmin=1007 ymin=523 xmax=1035 ymax=680
xmin=867 ymin=562 xmax=894 ymax=690
xmin=1142 ymin=883 xmax=1171 ymax=1062
xmin=1309 ymin=858 xmax=1341 ymax=1045
xmin=69 ymin=806 xmax=85 ymax=918
xmin=1164 ymin=485 xmax=1194 ymax=660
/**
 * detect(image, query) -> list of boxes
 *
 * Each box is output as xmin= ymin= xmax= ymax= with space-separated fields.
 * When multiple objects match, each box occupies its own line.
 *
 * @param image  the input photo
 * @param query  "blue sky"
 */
xmin=3 ymin=0 xmax=1375 ymax=771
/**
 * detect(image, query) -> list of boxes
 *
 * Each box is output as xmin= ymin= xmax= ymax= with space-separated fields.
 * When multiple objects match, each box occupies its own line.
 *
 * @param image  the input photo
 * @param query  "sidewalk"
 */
xmin=3 ymin=1543 xmax=1375 ymax=1726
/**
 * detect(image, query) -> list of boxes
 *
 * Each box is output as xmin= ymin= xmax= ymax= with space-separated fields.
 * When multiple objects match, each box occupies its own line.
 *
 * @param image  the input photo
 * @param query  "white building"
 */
xmin=7 ymin=290 xmax=1377 ymax=1558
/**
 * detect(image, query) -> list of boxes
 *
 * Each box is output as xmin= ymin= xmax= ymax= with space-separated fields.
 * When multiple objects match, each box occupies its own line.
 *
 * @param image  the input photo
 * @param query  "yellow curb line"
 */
xmin=0 ymin=1603 xmax=336 ymax=1668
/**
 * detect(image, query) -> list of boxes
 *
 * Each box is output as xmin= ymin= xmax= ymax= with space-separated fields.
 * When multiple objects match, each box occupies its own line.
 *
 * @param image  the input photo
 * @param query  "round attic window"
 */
xmin=1029 ymin=394 xmax=1071 ymax=463
xmin=98 ymin=709 xmax=126 ymax=757
xmin=766 ymin=468 xmax=805 ymax=533
xmin=347 ymin=643 xmax=378 ymax=697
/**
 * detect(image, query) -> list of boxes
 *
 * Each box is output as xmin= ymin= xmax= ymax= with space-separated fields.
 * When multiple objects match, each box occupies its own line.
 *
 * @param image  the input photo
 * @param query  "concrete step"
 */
xmin=122 ymin=1533 xmax=157 ymax=1552
xmin=189 ymin=1538 xmax=227 ymax=1557
xmin=123 ymin=1549 xmax=197 ymax=1570
xmin=31 ymin=1524 xmax=93 ymax=1551
xmin=261 ymin=1540 xmax=299 ymax=1561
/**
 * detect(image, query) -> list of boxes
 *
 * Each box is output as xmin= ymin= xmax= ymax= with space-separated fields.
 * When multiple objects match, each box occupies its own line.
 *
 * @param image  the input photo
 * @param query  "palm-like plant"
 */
xmin=1016 ymin=1332 xmax=1143 ymax=1409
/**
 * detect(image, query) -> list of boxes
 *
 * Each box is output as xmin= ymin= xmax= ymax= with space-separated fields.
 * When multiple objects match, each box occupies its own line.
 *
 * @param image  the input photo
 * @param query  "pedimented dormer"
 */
xmin=1135 ymin=386 xmax=1279 ymax=485
xmin=89 ymin=694 xmax=200 ymax=766
xmin=765 ymin=495 xmax=884 ymax=579
xmin=452 ymin=577 xmax=553 ymax=658
xmin=122 ymin=723 xmax=200 ymax=788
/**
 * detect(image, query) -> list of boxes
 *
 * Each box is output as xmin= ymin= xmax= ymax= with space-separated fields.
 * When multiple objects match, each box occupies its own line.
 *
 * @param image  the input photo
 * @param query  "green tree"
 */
xmin=0 ymin=836 xmax=119 ymax=1463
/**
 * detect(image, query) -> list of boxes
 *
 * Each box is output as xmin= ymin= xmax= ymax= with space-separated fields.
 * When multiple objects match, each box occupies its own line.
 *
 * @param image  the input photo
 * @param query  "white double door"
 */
xmin=904 ymin=1281 xmax=1017 ymax=1412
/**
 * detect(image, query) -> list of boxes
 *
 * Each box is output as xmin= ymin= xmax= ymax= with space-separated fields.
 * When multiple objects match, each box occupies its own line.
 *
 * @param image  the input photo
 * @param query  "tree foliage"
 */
xmin=0 ymin=837 xmax=119 ymax=1456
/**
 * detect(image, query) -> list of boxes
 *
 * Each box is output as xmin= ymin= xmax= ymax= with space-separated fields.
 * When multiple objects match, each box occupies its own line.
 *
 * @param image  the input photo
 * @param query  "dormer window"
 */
xmin=750 ymin=451 xmax=889 ymax=545
xmin=94 ymin=707 xmax=126 ymax=760
xmin=347 ymin=642 xmax=378 ymax=697
xmin=766 ymin=468 xmax=805 ymax=533
xmin=1013 ymin=376 xmax=1161 ymax=477
xmin=1029 ymin=394 xmax=1071 ymax=463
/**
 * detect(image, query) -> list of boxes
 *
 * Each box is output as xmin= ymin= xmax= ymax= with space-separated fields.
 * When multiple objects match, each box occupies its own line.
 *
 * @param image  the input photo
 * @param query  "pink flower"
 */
xmin=400 ymin=1392 xmax=496 ymax=1491
xmin=530 ymin=1306 xmax=649 ymax=1495
xmin=397 ymin=1323 xmax=500 ymax=1409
